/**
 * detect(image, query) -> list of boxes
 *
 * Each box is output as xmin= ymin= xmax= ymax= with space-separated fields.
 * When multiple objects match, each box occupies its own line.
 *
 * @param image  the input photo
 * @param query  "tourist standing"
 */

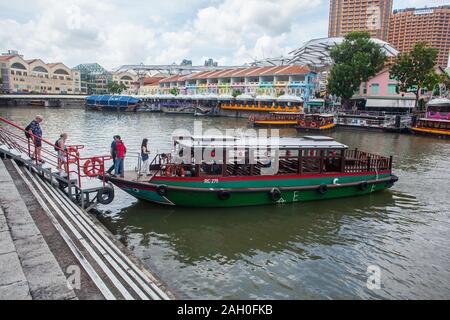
xmin=26 ymin=115 xmax=44 ymax=163
xmin=56 ymin=133 xmax=68 ymax=176
xmin=139 ymin=138 xmax=151 ymax=176
xmin=106 ymin=136 xmax=119 ymax=175
xmin=114 ymin=136 xmax=126 ymax=177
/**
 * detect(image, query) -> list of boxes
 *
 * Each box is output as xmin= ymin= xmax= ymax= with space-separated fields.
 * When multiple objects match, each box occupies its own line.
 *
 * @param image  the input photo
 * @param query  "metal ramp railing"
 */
xmin=0 ymin=116 xmax=113 ymax=209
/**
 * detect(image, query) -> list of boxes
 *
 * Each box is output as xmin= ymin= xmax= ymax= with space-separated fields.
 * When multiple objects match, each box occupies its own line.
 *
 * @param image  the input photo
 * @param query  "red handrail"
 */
xmin=0 ymin=116 xmax=111 ymax=188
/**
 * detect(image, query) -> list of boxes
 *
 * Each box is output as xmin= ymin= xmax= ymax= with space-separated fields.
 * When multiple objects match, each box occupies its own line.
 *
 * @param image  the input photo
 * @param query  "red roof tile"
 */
xmin=157 ymin=65 xmax=311 ymax=84
xmin=0 ymin=55 xmax=15 ymax=61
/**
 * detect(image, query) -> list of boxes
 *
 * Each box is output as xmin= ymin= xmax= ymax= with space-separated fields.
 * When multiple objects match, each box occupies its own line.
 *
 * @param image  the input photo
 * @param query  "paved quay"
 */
xmin=0 ymin=158 xmax=174 ymax=300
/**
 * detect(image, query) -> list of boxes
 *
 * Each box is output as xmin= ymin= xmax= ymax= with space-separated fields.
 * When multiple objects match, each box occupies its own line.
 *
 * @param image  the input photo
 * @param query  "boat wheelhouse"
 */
xmin=411 ymin=98 xmax=450 ymax=138
xmin=296 ymin=114 xmax=336 ymax=132
xmin=104 ymin=135 xmax=398 ymax=208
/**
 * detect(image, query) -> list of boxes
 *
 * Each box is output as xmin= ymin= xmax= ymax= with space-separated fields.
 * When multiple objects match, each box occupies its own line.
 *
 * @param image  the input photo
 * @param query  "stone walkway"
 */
xmin=0 ymin=160 xmax=76 ymax=300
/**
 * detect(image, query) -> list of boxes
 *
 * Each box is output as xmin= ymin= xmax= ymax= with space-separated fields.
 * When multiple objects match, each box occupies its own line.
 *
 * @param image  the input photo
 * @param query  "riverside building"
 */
xmin=0 ymin=50 xmax=81 ymax=94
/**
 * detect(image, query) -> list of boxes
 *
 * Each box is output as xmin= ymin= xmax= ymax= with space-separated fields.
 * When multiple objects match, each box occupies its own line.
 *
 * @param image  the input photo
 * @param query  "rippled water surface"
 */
xmin=1 ymin=106 xmax=449 ymax=299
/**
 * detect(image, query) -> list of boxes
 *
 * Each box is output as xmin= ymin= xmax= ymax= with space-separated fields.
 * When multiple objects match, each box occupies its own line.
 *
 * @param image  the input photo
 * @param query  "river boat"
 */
xmin=336 ymin=111 xmax=411 ymax=132
xmin=296 ymin=114 xmax=336 ymax=132
xmin=249 ymin=112 xmax=304 ymax=127
xmin=85 ymin=95 xmax=141 ymax=112
xmin=411 ymin=98 xmax=450 ymax=138
xmin=104 ymin=135 xmax=398 ymax=208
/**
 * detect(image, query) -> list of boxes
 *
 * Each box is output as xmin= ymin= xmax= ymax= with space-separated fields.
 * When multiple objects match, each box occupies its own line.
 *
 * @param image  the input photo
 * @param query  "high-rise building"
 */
xmin=388 ymin=6 xmax=450 ymax=68
xmin=328 ymin=0 xmax=393 ymax=40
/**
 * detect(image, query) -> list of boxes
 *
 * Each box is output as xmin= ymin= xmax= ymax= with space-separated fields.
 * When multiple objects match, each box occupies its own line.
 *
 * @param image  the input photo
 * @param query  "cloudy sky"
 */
xmin=0 ymin=0 xmax=447 ymax=69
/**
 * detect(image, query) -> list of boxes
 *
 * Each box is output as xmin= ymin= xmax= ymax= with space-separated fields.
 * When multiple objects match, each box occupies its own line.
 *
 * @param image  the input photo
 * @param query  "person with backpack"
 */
xmin=114 ymin=136 xmax=127 ymax=177
xmin=25 ymin=115 xmax=44 ymax=163
xmin=55 ymin=133 xmax=68 ymax=176
xmin=139 ymin=138 xmax=151 ymax=177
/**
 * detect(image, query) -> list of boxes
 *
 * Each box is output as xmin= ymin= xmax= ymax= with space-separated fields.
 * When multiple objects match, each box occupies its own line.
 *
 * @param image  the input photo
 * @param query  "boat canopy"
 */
xmin=85 ymin=95 xmax=141 ymax=106
xmin=427 ymin=98 xmax=450 ymax=106
xmin=175 ymin=135 xmax=347 ymax=150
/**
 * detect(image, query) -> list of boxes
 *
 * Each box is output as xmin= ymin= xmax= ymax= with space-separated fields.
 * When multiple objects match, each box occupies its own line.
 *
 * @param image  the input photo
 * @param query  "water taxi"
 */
xmin=104 ymin=135 xmax=398 ymax=208
xmin=411 ymin=98 xmax=450 ymax=138
xmin=85 ymin=95 xmax=142 ymax=112
xmin=249 ymin=112 xmax=304 ymax=127
xmin=296 ymin=114 xmax=336 ymax=132
xmin=336 ymin=111 xmax=411 ymax=132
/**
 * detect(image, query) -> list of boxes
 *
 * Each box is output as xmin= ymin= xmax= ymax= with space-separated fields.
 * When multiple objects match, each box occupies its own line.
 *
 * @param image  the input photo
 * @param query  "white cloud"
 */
xmin=2 ymin=0 xmax=444 ymax=69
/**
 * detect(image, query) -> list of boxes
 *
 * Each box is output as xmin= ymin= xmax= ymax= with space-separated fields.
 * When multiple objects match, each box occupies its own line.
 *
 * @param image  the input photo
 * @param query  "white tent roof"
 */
xmin=277 ymin=95 xmax=303 ymax=102
xmin=288 ymin=37 xmax=399 ymax=68
xmin=236 ymin=94 xmax=254 ymax=101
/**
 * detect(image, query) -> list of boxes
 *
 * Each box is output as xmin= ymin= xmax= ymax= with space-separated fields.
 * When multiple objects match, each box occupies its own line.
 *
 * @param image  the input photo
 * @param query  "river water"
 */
xmin=1 ymin=106 xmax=449 ymax=299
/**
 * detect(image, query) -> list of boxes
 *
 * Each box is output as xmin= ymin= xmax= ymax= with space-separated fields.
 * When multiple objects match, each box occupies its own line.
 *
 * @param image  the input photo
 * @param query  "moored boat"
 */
xmin=411 ymin=98 xmax=450 ymax=138
xmin=249 ymin=112 xmax=304 ymax=127
xmin=85 ymin=95 xmax=141 ymax=112
xmin=296 ymin=114 xmax=336 ymax=132
xmin=104 ymin=135 xmax=398 ymax=208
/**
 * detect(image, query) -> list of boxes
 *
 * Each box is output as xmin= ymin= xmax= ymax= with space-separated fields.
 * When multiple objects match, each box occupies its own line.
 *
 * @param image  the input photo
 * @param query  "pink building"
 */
xmin=354 ymin=68 xmax=416 ymax=110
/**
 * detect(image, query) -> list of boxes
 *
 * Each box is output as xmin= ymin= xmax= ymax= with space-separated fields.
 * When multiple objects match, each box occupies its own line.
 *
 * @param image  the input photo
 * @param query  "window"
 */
xmin=370 ymin=83 xmax=379 ymax=95
xmin=387 ymin=84 xmax=397 ymax=95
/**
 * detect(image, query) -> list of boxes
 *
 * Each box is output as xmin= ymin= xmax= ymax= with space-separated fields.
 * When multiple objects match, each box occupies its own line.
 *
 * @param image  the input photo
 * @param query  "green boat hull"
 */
xmin=109 ymin=172 xmax=397 ymax=208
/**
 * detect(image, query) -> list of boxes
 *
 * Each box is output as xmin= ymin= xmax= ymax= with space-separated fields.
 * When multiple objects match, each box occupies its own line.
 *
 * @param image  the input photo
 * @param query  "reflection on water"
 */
xmin=1 ymin=106 xmax=450 ymax=299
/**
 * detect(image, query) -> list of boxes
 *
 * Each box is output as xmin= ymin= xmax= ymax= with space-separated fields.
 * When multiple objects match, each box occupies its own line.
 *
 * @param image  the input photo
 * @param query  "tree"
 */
xmin=169 ymin=88 xmax=179 ymax=96
xmin=232 ymin=89 xmax=242 ymax=98
xmin=107 ymin=81 xmax=127 ymax=94
xmin=328 ymin=31 xmax=386 ymax=108
xmin=390 ymin=42 xmax=438 ymax=110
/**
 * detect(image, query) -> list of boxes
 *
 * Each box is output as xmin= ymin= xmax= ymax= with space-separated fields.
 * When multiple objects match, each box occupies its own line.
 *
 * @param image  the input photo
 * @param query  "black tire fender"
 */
xmin=359 ymin=181 xmax=369 ymax=191
xmin=317 ymin=184 xmax=328 ymax=195
xmin=218 ymin=190 xmax=231 ymax=201
xmin=269 ymin=188 xmax=282 ymax=202
xmin=156 ymin=185 xmax=168 ymax=197
xmin=97 ymin=187 xmax=115 ymax=205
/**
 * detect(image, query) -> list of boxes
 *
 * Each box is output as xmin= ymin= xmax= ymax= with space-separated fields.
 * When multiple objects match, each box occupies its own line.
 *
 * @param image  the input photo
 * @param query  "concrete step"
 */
xmin=11 ymin=161 xmax=173 ymax=300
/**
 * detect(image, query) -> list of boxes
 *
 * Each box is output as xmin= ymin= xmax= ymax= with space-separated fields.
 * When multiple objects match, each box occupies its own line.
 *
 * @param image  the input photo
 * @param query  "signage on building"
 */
xmin=414 ymin=8 xmax=433 ymax=15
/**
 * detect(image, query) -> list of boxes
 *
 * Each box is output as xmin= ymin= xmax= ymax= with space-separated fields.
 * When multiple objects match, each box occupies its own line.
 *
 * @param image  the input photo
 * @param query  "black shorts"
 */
xmin=34 ymin=138 xmax=42 ymax=148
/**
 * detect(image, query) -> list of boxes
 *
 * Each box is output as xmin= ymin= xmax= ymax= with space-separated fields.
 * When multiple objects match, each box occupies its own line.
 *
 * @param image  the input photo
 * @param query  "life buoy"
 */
xmin=249 ymin=115 xmax=255 ymax=122
xmin=83 ymin=158 xmax=104 ymax=177
xmin=299 ymin=120 xmax=306 ymax=127
xmin=310 ymin=121 xmax=318 ymax=128
xmin=317 ymin=184 xmax=328 ymax=195
xmin=269 ymin=188 xmax=282 ymax=202
xmin=359 ymin=181 xmax=369 ymax=191
xmin=218 ymin=190 xmax=231 ymax=201
xmin=156 ymin=185 xmax=168 ymax=197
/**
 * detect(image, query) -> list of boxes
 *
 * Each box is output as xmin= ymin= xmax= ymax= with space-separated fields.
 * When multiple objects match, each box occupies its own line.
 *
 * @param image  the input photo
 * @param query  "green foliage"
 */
xmin=107 ymin=81 xmax=127 ymax=94
xmin=169 ymin=88 xmax=179 ymax=96
xmin=390 ymin=42 xmax=438 ymax=108
xmin=328 ymin=31 xmax=387 ymax=105
xmin=232 ymin=89 xmax=242 ymax=97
